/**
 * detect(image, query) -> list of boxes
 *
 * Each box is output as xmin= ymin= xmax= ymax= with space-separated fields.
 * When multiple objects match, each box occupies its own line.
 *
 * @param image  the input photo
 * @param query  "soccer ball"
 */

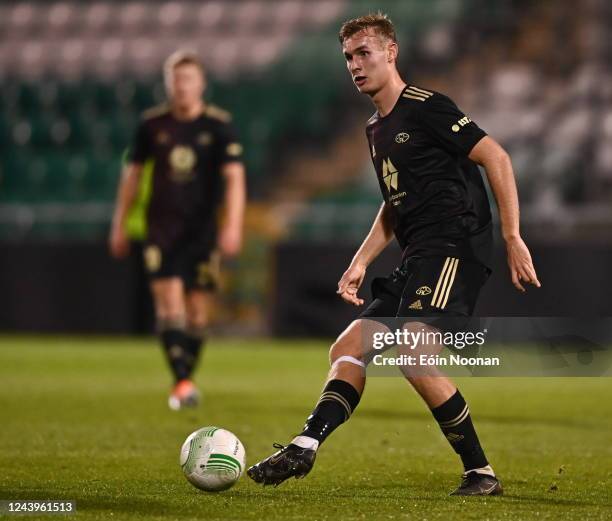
xmin=180 ymin=426 xmax=246 ymax=492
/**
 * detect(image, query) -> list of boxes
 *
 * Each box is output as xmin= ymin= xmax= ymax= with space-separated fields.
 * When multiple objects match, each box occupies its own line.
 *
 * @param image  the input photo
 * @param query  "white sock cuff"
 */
xmin=157 ymin=316 xmax=187 ymax=332
xmin=466 ymin=465 xmax=495 ymax=477
xmin=332 ymin=355 xmax=365 ymax=368
xmin=291 ymin=435 xmax=319 ymax=451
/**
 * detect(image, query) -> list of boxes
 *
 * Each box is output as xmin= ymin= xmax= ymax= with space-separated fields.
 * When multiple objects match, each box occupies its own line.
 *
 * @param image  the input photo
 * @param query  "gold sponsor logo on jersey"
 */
xmin=416 ymin=286 xmax=432 ymax=296
xmin=389 ymin=191 xmax=406 ymax=206
xmin=395 ymin=132 xmax=410 ymax=143
xmin=408 ymin=300 xmax=423 ymax=310
xmin=169 ymin=145 xmax=196 ymax=182
xmin=382 ymin=157 xmax=399 ymax=191
xmin=452 ymin=116 xmax=472 ymax=132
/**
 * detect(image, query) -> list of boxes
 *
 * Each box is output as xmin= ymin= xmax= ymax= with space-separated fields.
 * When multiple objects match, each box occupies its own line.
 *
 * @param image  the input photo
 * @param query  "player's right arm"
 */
xmin=110 ymin=117 xmax=151 ymax=258
xmin=109 ymin=162 xmax=143 ymax=258
xmin=337 ymin=202 xmax=394 ymax=305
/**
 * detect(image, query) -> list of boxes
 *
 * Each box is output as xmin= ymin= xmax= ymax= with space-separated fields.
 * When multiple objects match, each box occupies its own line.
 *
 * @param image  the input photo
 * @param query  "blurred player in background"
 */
xmin=109 ymin=50 xmax=246 ymax=410
xmin=248 ymin=14 xmax=539 ymax=495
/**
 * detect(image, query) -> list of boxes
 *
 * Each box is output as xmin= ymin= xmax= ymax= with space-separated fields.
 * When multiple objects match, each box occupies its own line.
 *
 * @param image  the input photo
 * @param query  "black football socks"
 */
xmin=294 ymin=379 xmax=361 ymax=449
xmin=158 ymin=318 xmax=191 ymax=383
xmin=184 ymin=324 xmax=207 ymax=377
xmin=431 ymin=389 xmax=494 ymax=475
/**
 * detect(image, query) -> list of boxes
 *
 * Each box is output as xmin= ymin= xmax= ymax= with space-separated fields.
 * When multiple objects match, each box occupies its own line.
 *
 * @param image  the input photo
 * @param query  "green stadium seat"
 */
xmin=27 ymin=114 xmax=55 ymax=147
xmin=94 ymin=82 xmax=117 ymax=110
xmin=73 ymin=78 xmax=102 ymax=109
xmin=85 ymin=153 xmax=121 ymax=201
xmin=44 ymin=152 xmax=88 ymax=201
xmin=108 ymin=111 xmax=136 ymax=148
xmin=2 ymin=32 xmax=356 ymax=207
xmin=89 ymin=119 xmax=113 ymax=148
xmin=0 ymin=155 xmax=49 ymax=203
xmin=0 ymin=150 xmax=31 ymax=201
xmin=0 ymin=114 xmax=10 ymax=149
xmin=133 ymin=81 xmax=157 ymax=110
xmin=16 ymin=82 xmax=40 ymax=113
xmin=64 ymin=107 xmax=95 ymax=147
xmin=56 ymin=82 xmax=82 ymax=112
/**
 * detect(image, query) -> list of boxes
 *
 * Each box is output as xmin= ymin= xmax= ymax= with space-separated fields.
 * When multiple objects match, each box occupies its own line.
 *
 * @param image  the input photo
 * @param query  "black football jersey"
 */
xmin=128 ymin=103 xmax=243 ymax=250
xmin=366 ymin=85 xmax=493 ymax=266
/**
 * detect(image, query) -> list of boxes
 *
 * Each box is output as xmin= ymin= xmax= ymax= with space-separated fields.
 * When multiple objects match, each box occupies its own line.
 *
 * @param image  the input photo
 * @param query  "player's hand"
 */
xmin=337 ymin=262 xmax=366 ymax=306
xmin=506 ymin=236 xmax=541 ymax=292
xmin=109 ymin=226 xmax=130 ymax=259
xmin=218 ymin=226 xmax=242 ymax=258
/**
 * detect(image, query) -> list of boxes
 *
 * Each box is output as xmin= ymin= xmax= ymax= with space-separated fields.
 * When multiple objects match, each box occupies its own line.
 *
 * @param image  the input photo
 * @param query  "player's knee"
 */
xmin=329 ymin=337 xmax=364 ymax=367
xmin=153 ymin=295 xmax=184 ymax=321
xmin=156 ymin=311 xmax=186 ymax=331
xmin=328 ymin=338 xmax=346 ymax=365
xmin=187 ymin=313 xmax=208 ymax=333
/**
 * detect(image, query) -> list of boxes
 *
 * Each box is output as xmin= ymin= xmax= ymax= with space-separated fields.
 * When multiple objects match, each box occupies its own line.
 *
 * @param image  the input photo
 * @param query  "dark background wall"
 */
xmin=271 ymin=241 xmax=612 ymax=337
xmin=2 ymin=240 xmax=610 ymax=335
xmin=0 ymin=241 xmax=144 ymax=333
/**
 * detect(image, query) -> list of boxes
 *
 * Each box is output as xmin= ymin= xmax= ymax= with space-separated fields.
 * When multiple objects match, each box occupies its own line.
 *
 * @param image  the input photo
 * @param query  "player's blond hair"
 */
xmin=163 ymin=50 xmax=205 ymax=83
xmin=338 ymin=12 xmax=397 ymax=45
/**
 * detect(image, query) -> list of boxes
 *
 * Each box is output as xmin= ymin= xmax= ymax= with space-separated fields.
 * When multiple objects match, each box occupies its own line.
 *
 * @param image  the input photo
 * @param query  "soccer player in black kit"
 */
xmin=248 ymin=14 xmax=540 ymax=495
xmin=109 ymin=51 xmax=246 ymax=410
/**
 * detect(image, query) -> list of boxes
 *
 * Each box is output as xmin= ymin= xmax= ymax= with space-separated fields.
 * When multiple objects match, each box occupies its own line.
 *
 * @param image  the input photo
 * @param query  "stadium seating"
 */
xmin=282 ymin=0 xmax=612 ymax=240
xmin=0 ymin=1 xmax=348 ymax=221
xmin=0 ymin=0 xmax=610 ymax=240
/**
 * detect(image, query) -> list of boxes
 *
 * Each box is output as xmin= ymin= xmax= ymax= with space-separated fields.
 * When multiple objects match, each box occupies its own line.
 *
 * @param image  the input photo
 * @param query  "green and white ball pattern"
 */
xmin=180 ymin=426 xmax=246 ymax=492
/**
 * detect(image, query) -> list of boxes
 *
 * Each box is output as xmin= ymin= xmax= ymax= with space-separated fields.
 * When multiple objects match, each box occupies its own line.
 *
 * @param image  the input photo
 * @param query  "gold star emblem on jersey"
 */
xmin=382 ymin=157 xmax=399 ymax=191
xmin=169 ymin=145 xmax=196 ymax=182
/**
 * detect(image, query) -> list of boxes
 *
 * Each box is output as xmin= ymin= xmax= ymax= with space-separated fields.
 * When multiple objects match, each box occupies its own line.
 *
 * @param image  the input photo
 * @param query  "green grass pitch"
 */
xmin=1 ymin=336 xmax=611 ymax=520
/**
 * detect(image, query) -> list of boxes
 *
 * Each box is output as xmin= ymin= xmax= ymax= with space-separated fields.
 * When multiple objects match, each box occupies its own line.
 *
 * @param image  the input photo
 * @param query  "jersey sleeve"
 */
xmin=126 ymin=121 xmax=151 ymax=164
xmin=418 ymin=94 xmax=486 ymax=156
xmin=365 ymin=127 xmax=375 ymax=165
xmin=215 ymin=121 xmax=244 ymax=165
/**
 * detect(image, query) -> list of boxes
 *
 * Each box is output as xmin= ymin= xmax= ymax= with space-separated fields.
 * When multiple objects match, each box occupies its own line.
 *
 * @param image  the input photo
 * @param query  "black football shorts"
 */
xmin=358 ymin=255 xmax=490 ymax=331
xmin=142 ymin=241 xmax=220 ymax=291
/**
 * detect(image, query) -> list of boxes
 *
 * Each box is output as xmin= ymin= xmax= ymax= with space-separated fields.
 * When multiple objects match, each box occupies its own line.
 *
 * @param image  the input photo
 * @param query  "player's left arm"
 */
xmin=418 ymin=93 xmax=540 ymax=292
xmin=469 ymin=136 xmax=541 ymax=292
xmin=219 ymin=161 xmax=246 ymax=257
xmin=215 ymin=117 xmax=246 ymax=258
